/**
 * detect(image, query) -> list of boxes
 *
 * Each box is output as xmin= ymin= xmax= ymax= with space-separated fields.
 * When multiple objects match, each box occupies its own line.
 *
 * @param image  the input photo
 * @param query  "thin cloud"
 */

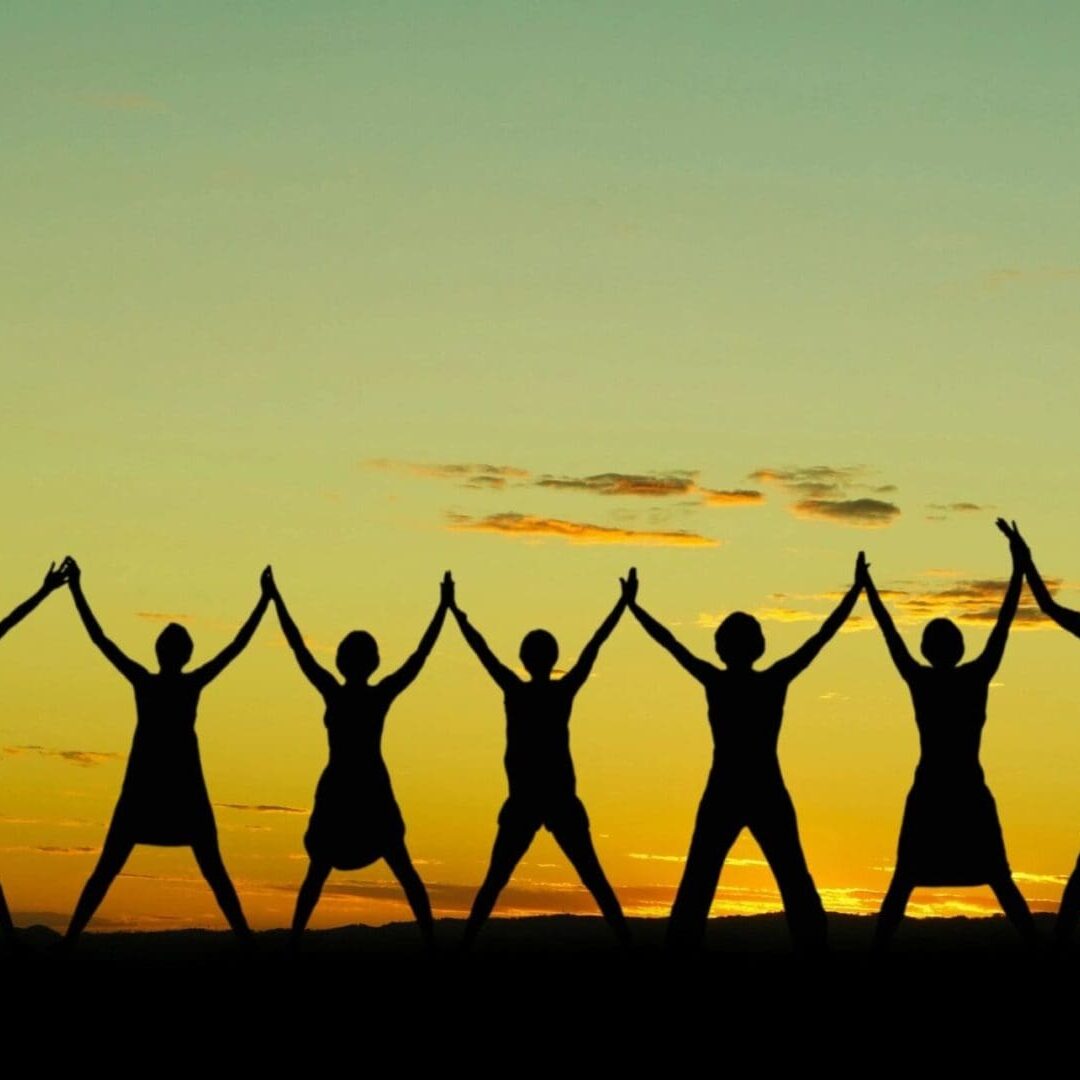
xmin=445 ymin=512 xmax=719 ymax=548
xmin=792 ymin=497 xmax=900 ymax=528
xmin=214 ymin=803 xmax=308 ymax=815
xmin=365 ymin=459 xmax=529 ymax=490
xmin=753 ymin=466 xmax=901 ymax=527
xmin=985 ymin=266 xmax=1080 ymax=289
xmin=136 ymin=611 xmax=193 ymax=623
xmin=927 ymin=502 xmax=989 ymax=513
xmin=699 ymin=488 xmax=764 ymax=506
xmin=1 ymin=745 xmax=125 ymax=768
xmin=536 ymin=471 xmax=763 ymax=508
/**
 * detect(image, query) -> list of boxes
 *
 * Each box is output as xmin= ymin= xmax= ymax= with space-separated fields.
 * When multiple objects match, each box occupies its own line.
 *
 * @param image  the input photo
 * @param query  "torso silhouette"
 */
xmin=502 ymin=677 xmax=577 ymax=805
xmin=904 ymin=664 xmax=989 ymax=781
xmin=116 ymin=670 xmax=215 ymax=845
xmin=306 ymin=679 xmax=404 ymax=869
xmin=700 ymin=665 xmax=793 ymax=792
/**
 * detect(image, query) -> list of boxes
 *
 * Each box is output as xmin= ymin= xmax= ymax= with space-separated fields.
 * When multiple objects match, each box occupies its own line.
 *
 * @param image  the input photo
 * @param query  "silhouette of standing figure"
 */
xmin=864 ymin=521 xmax=1037 ymax=950
xmin=626 ymin=563 xmax=862 ymax=952
xmin=266 ymin=569 xmax=450 ymax=947
xmin=452 ymin=580 xmax=631 ymax=948
xmin=0 ymin=561 xmax=69 ymax=946
xmin=62 ymin=558 xmax=270 ymax=945
xmin=1003 ymin=522 xmax=1080 ymax=947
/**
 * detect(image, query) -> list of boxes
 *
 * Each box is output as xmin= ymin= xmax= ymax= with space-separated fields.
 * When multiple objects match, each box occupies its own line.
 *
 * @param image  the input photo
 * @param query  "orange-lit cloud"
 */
xmin=136 ymin=611 xmax=193 ymax=623
xmin=699 ymin=488 xmax=764 ymax=506
xmin=215 ymin=803 xmax=308 ymax=815
xmin=1 ymin=745 xmax=125 ymax=768
xmin=445 ymin=512 xmax=719 ymax=547
xmin=753 ymin=466 xmax=901 ymax=527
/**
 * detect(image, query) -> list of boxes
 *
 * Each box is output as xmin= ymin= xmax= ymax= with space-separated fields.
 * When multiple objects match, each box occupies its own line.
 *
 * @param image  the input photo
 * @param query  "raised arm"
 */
xmin=265 ymin=569 xmax=337 ymax=697
xmin=190 ymin=568 xmax=271 ymax=686
xmin=561 ymin=588 xmax=628 ymax=695
xmin=379 ymin=572 xmax=452 ymax=699
xmin=1008 ymin=522 xmax=1080 ymax=638
xmin=625 ymin=569 xmax=715 ymax=684
xmin=975 ymin=519 xmax=1025 ymax=675
xmin=61 ymin=558 xmax=146 ymax=682
xmin=0 ymin=562 xmax=68 ymax=642
xmin=861 ymin=558 xmax=919 ymax=681
xmin=771 ymin=554 xmax=863 ymax=681
xmin=450 ymin=592 xmax=517 ymax=693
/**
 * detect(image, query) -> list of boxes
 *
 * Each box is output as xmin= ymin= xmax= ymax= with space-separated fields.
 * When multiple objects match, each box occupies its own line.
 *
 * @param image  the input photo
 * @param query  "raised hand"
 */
xmin=996 ymin=518 xmax=1030 ymax=565
xmin=855 ymin=551 xmax=870 ymax=588
xmin=260 ymin=565 xmax=276 ymax=598
xmin=440 ymin=571 xmax=455 ymax=609
xmin=60 ymin=556 xmax=81 ymax=586
xmin=620 ymin=567 xmax=639 ymax=605
xmin=41 ymin=560 xmax=68 ymax=593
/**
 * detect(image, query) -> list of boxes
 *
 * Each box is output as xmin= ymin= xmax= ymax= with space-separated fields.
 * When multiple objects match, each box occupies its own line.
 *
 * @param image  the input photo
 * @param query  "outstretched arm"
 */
xmin=0 ymin=562 xmax=67 ymax=641
xmin=1007 ymin=522 xmax=1080 ymax=638
xmin=561 ymin=591 xmax=627 ymax=695
xmin=380 ymin=572 xmax=453 ymax=699
xmin=624 ymin=569 xmax=715 ymax=684
xmin=771 ymin=554 xmax=864 ymax=681
xmin=862 ymin=559 xmax=919 ymax=681
xmin=976 ymin=520 xmax=1025 ymax=675
xmin=61 ymin=558 xmax=146 ymax=682
xmin=265 ymin=569 xmax=337 ymax=697
xmin=450 ymin=593 xmax=517 ymax=693
xmin=191 ymin=568 xmax=271 ymax=685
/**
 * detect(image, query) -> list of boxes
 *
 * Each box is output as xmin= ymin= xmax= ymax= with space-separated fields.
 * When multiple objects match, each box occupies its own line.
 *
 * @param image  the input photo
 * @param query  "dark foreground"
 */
xmin=3 ymin=914 xmax=1076 ymax=1061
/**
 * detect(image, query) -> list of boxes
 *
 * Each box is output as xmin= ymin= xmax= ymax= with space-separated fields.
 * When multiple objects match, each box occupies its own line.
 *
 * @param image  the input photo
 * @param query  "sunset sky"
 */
xmin=3 ymin=3 xmax=1080 ymax=931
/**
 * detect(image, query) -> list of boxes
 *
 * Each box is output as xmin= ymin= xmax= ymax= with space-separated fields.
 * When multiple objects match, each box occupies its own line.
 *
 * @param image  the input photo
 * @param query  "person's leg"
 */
xmin=65 ymin=832 xmax=136 ymax=945
xmin=990 ymin=874 xmax=1039 ymax=948
xmin=384 ymin=840 xmax=436 ymax=947
xmin=1054 ymin=852 xmax=1080 ymax=948
xmin=290 ymin=860 xmax=332 ymax=942
xmin=462 ymin=803 xmax=537 ymax=949
xmin=750 ymin=789 xmax=827 ymax=953
xmin=666 ymin=792 xmax=743 ymax=951
xmin=550 ymin=801 xmax=630 ymax=946
xmin=0 ymin=880 xmax=14 ymax=946
xmin=873 ymin=874 xmax=914 ymax=952
xmin=192 ymin=838 xmax=252 ymax=940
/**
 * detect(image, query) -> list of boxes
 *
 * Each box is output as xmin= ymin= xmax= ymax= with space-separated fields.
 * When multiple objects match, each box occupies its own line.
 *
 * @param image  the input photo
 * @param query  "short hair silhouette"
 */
xmin=713 ymin=612 xmax=765 ymax=667
xmin=155 ymin=623 xmax=193 ymax=671
xmin=519 ymin=629 xmax=558 ymax=677
xmin=920 ymin=618 xmax=965 ymax=668
xmin=336 ymin=630 xmax=379 ymax=679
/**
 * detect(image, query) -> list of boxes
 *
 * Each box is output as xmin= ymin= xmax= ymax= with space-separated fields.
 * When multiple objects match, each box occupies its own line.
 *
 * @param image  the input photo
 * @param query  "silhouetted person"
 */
xmin=266 ymin=569 xmax=450 ymax=947
xmin=452 ymin=581 xmax=631 ymax=948
xmin=62 ymin=557 xmax=270 ymax=945
xmin=0 ymin=561 xmax=69 ymax=946
xmin=1005 ymin=522 xmax=1080 ymax=947
xmin=626 ymin=563 xmax=862 ymax=952
xmin=864 ymin=521 xmax=1037 ymax=950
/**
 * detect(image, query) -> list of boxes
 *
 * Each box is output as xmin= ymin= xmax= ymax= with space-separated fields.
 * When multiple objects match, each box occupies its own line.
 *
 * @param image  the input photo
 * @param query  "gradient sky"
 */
xmin=2 ymin=3 xmax=1079 ymax=930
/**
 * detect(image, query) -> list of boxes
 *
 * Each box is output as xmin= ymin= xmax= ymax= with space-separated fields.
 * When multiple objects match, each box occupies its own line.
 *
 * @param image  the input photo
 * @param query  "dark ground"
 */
xmin=3 ymin=914 xmax=1076 ymax=1062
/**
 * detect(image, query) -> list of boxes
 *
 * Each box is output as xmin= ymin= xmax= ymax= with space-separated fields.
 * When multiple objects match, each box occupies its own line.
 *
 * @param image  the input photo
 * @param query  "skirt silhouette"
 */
xmin=109 ymin=738 xmax=217 ymax=846
xmin=304 ymin=766 xmax=405 ymax=871
xmin=895 ymin=769 xmax=1010 ymax=886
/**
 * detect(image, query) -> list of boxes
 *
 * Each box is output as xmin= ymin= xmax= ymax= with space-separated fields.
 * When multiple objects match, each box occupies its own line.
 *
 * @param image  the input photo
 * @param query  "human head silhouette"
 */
xmin=520 ymin=629 xmax=558 ymax=678
xmin=337 ymin=630 xmax=379 ymax=681
xmin=714 ymin=612 xmax=765 ymax=669
xmin=921 ymin=618 xmax=964 ymax=668
xmin=156 ymin=623 xmax=193 ymax=672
